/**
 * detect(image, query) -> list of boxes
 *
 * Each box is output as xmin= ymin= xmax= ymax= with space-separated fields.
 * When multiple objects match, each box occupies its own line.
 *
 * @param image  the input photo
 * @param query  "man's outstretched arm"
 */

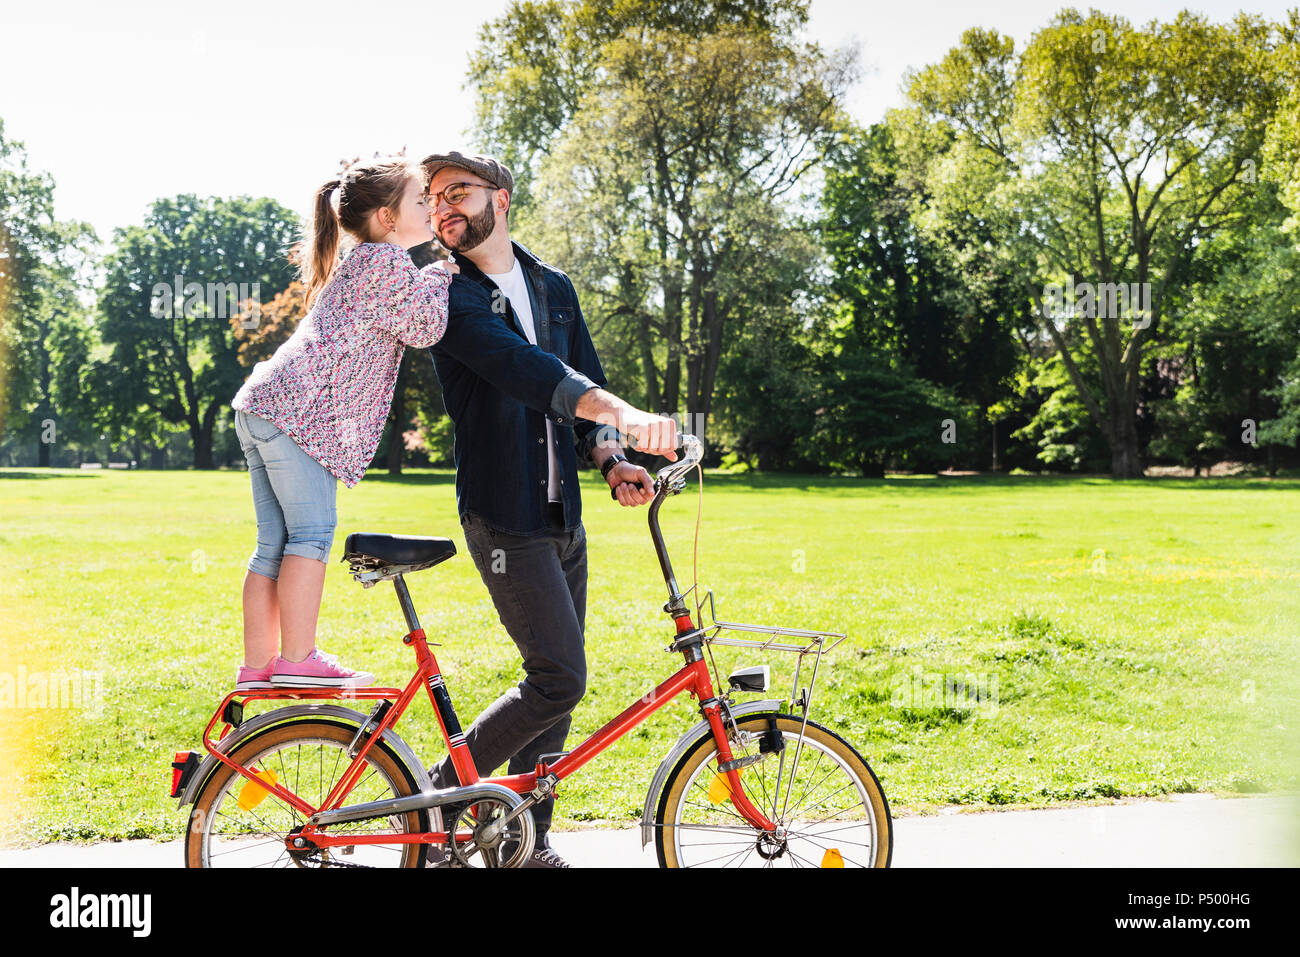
xmin=577 ymin=389 xmax=679 ymax=507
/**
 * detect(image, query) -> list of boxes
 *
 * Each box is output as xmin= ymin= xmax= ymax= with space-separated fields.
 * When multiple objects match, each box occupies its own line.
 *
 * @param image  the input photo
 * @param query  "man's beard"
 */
xmin=438 ymin=201 xmax=496 ymax=252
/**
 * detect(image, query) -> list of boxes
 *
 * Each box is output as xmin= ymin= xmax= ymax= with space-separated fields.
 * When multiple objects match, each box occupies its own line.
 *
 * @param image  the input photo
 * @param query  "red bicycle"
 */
xmin=173 ymin=435 xmax=892 ymax=868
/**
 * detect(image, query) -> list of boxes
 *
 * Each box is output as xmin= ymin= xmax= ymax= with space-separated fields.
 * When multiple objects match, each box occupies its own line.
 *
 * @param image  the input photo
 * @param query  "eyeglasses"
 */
xmin=424 ymin=182 xmax=498 ymax=209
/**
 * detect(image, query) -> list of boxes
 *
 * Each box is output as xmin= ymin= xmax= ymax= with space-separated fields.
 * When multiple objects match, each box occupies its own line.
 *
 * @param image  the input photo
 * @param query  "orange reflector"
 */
xmin=821 ymin=848 xmax=844 ymax=868
xmin=707 ymin=771 xmax=736 ymax=805
xmin=237 ymin=768 xmax=278 ymax=811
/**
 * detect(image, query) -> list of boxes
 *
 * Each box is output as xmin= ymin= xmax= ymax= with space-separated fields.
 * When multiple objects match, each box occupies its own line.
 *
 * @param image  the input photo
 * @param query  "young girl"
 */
xmin=230 ymin=157 xmax=453 ymax=690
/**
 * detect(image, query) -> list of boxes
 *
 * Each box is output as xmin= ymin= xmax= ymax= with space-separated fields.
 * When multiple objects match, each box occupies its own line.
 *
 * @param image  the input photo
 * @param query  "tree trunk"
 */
xmin=661 ymin=274 xmax=683 ymax=412
xmin=694 ymin=286 xmax=726 ymax=453
xmin=1107 ymin=405 xmax=1143 ymax=478
xmin=623 ymin=262 xmax=658 ymax=410
xmin=990 ymin=414 xmax=999 ymax=471
xmin=638 ymin=330 xmax=659 ymax=411
xmin=193 ymin=403 xmax=219 ymax=469
xmin=193 ymin=432 xmax=214 ymax=469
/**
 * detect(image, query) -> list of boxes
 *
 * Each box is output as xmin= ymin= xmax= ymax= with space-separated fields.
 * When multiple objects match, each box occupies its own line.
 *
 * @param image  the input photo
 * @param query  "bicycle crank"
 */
xmin=447 ymin=798 xmax=536 ymax=868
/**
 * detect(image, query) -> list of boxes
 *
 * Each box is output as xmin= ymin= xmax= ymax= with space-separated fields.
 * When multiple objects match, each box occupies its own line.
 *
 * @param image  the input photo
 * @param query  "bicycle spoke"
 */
xmin=785 ymin=829 xmax=875 ymax=865
xmin=685 ymin=842 xmax=757 ymax=868
xmin=783 ymin=845 xmax=824 ymax=869
xmin=682 ymin=797 xmax=751 ymax=826
xmin=208 ymin=838 xmax=284 ymax=858
xmin=783 ymin=744 xmax=833 ymax=818
xmin=664 ymin=821 xmax=760 ymax=836
xmin=789 ymin=820 xmax=876 ymax=846
xmin=782 ymin=777 xmax=860 ymax=825
xmin=198 ymin=730 xmax=417 ymax=869
xmin=663 ymin=717 xmax=888 ymax=869
xmin=785 ymin=784 xmax=864 ymax=831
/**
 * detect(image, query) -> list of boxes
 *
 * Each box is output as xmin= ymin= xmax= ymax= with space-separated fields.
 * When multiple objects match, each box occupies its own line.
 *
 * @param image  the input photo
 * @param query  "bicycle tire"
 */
xmin=185 ymin=719 xmax=430 ymax=868
xmin=655 ymin=713 xmax=892 ymax=868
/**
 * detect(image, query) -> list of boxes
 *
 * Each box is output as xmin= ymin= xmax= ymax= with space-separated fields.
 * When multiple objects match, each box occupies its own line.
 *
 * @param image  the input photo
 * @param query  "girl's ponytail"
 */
xmin=302 ymin=179 xmax=343 ymax=307
xmin=297 ymin=158 xmax=414 ymax=307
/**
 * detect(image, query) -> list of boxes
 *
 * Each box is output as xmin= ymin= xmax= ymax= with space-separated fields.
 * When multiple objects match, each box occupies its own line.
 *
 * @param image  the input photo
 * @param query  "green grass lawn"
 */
xmin=2 ymin=466 xmax=1298 ymax=843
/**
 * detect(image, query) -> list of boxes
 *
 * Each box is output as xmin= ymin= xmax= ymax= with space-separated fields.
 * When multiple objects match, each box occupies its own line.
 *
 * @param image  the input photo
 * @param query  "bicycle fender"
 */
xmin=177 ymin=704 xmax=431 ymax=807
xmin=639 ymin=699 xmax=784 ymax=847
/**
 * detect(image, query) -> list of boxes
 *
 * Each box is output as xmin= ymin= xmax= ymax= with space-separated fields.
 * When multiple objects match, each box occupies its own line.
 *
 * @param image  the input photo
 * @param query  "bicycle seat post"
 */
xmin=391 ymin=574 xmax=422 ymax=635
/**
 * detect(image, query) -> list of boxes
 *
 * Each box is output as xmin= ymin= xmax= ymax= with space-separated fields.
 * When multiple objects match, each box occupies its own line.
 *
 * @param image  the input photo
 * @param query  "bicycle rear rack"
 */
xmin=683 ymin=589 xmax=847 ymax=720
xmin=682 ymin=590 xmax=848 ymax=813
xmin=696 ymin=589 xmax=847 ymax=656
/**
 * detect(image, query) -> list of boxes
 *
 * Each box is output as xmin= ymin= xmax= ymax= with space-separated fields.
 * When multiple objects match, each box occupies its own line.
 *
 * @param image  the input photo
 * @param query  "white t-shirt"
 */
xmin=485 ymin=257 xmax=561 ymax=502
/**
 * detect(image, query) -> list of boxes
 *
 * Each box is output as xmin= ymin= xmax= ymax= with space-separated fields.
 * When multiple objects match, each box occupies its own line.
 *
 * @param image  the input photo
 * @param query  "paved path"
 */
xmin=2 ymin=794 xmax=1295 ymax=867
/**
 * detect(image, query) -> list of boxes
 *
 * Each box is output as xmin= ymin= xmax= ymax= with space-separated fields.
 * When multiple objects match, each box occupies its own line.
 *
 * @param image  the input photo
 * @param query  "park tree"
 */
xmin=476 ymin=0 xmax=854 ymax=447
xmin=822 ymin=121 xmax=1024 ymax=469
xmin=231 ymin=279 xmax=306 ymax=367
xmin=899 ymin=11 xmax=1289 ymax=476
xmin=93 ymin=195 xmax=298 ymax=468
xmin=1151 ymin=184 xmax=1300 ymax=475
xmin=467 ymin=0 xmax=811 ymax=210
xmin=1254 ymin=11 xmax=1300 ymax=460
xmin=1262 ymin=10 xmax=1300 ymax=225
xmin=0 ymin=119 xmax=97 ymax=467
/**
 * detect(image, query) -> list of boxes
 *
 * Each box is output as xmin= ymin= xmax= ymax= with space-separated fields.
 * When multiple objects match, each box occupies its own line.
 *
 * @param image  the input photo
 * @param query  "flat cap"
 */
xmin=421 ymin=151 xmax=514 ymax=195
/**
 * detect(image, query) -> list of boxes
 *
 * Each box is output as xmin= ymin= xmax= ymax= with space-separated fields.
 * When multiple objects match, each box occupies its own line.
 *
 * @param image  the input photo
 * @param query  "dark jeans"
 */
xmin=429 ymin=505 xmax=587 ymax=843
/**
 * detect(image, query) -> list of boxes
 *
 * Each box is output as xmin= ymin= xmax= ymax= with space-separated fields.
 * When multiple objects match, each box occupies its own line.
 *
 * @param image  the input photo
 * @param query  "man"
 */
xmin=414 ymin=151 xmax=678 ymax=867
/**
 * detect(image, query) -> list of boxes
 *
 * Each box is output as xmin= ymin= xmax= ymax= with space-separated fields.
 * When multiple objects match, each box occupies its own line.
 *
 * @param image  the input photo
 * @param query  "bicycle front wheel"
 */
xmin=185 ymin=719 xmax=430 ymax=868
xmin=655 ymin=713 xmax=892 ymax=868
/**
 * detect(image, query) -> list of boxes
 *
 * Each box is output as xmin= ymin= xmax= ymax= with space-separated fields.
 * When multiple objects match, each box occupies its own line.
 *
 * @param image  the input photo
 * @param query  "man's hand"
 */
xmin=607 ymin=460 xmax=655 ymax=507
xmin=574 ymin=388 xmax=680 ymax=460
xmin=616 ymin=409 xmax=679 ymax=461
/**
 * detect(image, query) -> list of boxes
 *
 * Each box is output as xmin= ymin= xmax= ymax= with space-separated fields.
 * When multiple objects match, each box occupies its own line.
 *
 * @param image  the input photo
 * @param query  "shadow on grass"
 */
xmin=0 ymin=470 xmax=101 ymax=480
xmin=690 ymin=471 xmax=1300 ymax=494
xmin=5 ymin=466 xmax=1294 ymax=494
xmin=360 ymin=471 xmax=457 ymax=487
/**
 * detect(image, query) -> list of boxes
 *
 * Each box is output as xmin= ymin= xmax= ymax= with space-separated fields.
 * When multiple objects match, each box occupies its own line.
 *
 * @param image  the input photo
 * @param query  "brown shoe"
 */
xmin=524 ymin=845 xmax=571 ymax=868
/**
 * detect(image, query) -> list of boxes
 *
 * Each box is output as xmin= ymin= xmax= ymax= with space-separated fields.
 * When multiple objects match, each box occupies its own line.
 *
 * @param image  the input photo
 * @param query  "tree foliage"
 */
xmin=92 ymin=195 xmax=298 ymax=468
xmin=0 ymin=119 xmax=96 ymax=467
xmin=473 ymin=0 xmax=854 ymax=447
xmin=897 ymin=11 xmax=1290 ymax=476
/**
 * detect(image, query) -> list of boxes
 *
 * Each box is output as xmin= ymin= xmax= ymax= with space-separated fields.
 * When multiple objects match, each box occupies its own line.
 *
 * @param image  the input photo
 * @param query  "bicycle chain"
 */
xmin=297 ymin=849 xmax=376 ymax=868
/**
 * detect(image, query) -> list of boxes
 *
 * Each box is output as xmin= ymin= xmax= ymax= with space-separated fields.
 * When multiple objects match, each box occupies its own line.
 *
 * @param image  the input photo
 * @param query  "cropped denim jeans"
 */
xmin=234 ymin=410 xmax=337 ymax=580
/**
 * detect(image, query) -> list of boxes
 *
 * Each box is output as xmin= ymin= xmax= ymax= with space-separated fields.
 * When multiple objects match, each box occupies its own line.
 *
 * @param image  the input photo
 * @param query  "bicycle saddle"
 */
xmin=343 ymin=533 xmax=457 ymax=575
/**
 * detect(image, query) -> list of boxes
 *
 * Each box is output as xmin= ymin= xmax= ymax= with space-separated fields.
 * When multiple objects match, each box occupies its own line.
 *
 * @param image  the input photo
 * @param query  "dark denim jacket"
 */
xmin=420 ymin=240 xmax=607 ymax=536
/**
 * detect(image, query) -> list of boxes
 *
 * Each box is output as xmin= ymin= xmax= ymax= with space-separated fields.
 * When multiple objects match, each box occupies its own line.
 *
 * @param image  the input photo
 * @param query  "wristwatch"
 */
xmin=600 ymin=453 xmax=627 ymax=480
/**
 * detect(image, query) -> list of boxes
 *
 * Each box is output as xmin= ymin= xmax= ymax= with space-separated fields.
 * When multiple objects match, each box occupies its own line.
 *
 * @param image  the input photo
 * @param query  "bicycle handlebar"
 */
xmin=598 ymin=433 xmax=705 ymax=620
xmin=648 ymin=434 xmax=703 ymax=618
xmin=655 ymin=434 xmax=703 ymax=492
xmin=607 ymin=433 xmax=703 ymax=499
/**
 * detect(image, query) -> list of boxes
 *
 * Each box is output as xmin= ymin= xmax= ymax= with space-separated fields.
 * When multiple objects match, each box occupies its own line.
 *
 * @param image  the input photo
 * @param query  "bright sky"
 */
xmin=2 ymin=0 xmax=1294 ymax=240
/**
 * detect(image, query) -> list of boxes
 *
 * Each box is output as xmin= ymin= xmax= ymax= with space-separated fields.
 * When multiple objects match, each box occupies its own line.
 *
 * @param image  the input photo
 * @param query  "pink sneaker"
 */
xmin=271 ymin=650 xmax=375 ymax=689
xmin=235 ymin=659 xmax=276 ymax=691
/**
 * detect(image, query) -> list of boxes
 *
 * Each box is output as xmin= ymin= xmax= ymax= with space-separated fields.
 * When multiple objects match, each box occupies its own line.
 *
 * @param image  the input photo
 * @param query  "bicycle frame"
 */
xmin=197 ymin=611 xmax=776 ymax=851
xmin=191 ymin=435 xmax=780 ymax=854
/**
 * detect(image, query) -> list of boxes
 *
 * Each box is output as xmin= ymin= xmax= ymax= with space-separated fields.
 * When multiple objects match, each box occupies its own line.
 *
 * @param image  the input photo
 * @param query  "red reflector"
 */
xmin=170 ymin=751 xmax=196 ymax=798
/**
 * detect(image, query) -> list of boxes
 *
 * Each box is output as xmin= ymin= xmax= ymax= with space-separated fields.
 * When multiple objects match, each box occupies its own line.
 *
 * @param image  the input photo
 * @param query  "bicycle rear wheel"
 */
xmin=185 ymin=719 xmax=430 ymax=868
xmin=655 ymin=713 xmax=892 ymax=868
